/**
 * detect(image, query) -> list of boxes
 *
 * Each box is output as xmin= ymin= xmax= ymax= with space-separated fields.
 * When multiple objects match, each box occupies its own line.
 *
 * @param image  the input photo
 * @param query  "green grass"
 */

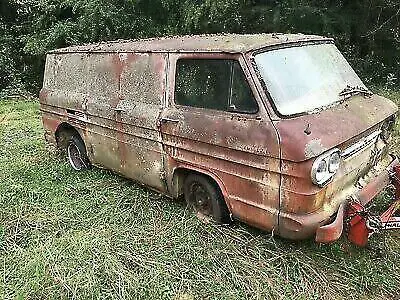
xmin=0 ymin=94 xmax=400 ymax=300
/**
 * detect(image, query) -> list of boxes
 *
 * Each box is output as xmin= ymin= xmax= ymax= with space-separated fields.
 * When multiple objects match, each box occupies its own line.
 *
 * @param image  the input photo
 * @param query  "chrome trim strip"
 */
xmin=341 ymin=130 xmax=381 ymax=159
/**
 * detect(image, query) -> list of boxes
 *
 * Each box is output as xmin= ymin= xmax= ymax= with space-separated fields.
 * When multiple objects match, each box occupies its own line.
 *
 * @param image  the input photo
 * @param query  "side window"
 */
xmin=175 ymin=59 xmax=230 ymax=110
xmin=175 ymin=59 xmax=258 ymax=113
xmin=230 ymin=61 xmax=258 ymax=113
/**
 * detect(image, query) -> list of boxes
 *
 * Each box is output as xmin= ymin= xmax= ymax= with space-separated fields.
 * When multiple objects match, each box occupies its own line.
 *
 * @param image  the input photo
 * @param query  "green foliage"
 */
xmin=0 ymin=0 xmax=399 ymax=95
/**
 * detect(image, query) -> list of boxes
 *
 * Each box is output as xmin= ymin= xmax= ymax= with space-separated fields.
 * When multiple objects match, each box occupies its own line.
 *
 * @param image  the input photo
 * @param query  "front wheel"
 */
xmin=183 ymin=174 xmax=231 ymax=224
xmin=67 ymin=135 xmax=90 ymax=171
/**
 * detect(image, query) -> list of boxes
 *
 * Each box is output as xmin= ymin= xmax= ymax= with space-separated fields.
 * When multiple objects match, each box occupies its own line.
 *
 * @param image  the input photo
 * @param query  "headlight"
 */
xmin=328 ymin=151 xmax=341 ymax=173
xmin=311 ymin=149 xmax=341 ymax=187
xmin=314 ymin=158 xmax=329 ymax=183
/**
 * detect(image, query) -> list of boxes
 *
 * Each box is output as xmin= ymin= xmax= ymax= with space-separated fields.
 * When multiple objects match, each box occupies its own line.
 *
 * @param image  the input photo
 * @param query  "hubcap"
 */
xmin=189 ymin=183 xmax=212 ymax=216
xmin=67 ymin=142 xmax=84 ymax=171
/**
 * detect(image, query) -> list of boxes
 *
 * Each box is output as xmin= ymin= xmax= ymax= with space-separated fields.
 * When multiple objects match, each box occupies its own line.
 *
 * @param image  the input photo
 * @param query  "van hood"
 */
xmin=274 ymin=94 xmax=398 ymax=162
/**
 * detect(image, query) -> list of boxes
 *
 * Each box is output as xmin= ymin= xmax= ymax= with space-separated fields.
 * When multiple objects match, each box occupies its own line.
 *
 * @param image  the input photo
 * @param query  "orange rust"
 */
xmin=42 ymin=116 xmax=61 ymax=132
xmin=39 ymin=88 xmax=49 ymax=104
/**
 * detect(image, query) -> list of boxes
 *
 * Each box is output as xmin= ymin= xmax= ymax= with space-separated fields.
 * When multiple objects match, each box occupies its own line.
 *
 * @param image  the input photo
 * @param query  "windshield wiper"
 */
xmin=339 ymin=85 xmax=373 ymax=98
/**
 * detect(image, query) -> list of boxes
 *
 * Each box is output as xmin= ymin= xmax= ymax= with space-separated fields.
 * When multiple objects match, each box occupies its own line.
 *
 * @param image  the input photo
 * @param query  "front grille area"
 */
xmin=326 ymin=133 xmax=389 ymax=201
xmin=341 ymin=130 xmax=381 ymax=160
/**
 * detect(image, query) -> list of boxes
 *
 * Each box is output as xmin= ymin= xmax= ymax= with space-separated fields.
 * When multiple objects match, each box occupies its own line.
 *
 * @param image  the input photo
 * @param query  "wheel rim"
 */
xmin=67 ymin=142 xmax=85 ymax=171
xmin=188 ymin=182 xmax=212 ymax=216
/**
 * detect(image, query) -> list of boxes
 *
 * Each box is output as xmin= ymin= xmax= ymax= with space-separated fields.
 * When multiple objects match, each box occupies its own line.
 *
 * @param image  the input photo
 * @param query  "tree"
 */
xmin=1 ymin=0 xmax=399 ymax=95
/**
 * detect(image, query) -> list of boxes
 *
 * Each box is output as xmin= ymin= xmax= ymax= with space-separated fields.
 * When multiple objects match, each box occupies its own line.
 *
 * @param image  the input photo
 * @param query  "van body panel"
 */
xmin=50 ymin=33 xmax=332 ymax=54
xmin=275 ymin=94 xmax=398 ymax=220
xmin=275 ymin=94 xmax=398 ymax=162
xmin=41 ymin=51 xmax=168 ymax=192
xmin=85 ymin=52 xmax=167 ymax=191
xmin=159 ymin=53 xmax=281 ymax=231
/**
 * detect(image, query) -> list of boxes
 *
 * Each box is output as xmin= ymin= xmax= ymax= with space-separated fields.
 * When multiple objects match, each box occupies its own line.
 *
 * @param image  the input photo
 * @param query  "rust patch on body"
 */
xmin=275 ymin=94 xmax=397 ymax=162
xmin=39 ymin=88 xmax=49 ymax=104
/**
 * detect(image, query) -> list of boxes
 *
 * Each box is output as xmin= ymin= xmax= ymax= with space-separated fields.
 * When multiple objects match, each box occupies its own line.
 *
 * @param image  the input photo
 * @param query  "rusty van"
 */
xmin=39 ymin=34 xmax=400 ymax=246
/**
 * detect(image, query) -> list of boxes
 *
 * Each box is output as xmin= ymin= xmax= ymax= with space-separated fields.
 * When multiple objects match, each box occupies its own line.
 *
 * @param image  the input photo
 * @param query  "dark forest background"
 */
xmin=0 ymin=0 xmax=399 ymax=97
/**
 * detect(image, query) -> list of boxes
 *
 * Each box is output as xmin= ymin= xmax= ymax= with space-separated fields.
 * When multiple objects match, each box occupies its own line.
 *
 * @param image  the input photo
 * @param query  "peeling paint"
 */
xmin=304 ymin=139 xmax=327 ymax=159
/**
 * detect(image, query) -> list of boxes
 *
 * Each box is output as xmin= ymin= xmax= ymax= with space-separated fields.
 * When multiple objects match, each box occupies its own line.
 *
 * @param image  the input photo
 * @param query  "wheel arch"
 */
xmin=55 ymin=122 xmax=84 ymax=150
xmin=171 ymin=165 xmax=232 ymax=213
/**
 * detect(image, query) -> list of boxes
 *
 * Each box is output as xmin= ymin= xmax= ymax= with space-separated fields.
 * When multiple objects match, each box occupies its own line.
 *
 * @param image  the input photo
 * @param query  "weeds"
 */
xmin=0 ymin=97 xmax=399 ymax=299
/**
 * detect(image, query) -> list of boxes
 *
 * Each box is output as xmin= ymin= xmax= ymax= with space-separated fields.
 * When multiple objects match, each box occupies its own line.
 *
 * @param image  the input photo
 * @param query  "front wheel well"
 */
xmin=172 ymin=168 xmax=229 ymax=206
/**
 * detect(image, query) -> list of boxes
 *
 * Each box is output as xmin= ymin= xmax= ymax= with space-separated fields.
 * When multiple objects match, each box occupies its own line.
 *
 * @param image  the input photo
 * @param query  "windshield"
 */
xmin=254 ymin=43 xmax=366 ymax=116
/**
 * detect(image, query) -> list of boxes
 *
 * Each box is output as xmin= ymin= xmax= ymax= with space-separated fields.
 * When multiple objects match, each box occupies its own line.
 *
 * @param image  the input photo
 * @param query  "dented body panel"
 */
xmin=40 ymin=34 xmax=399 ymax=243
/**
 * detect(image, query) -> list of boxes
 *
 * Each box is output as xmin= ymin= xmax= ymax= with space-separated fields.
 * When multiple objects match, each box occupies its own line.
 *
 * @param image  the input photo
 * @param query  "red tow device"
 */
xmin=345 ymin=164 xmax=400 ymax=247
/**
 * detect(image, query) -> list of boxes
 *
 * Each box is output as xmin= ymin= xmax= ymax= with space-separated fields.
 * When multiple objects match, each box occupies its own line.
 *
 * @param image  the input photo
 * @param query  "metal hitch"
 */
xmin=345 ymin=164 xmax=400 ymax=247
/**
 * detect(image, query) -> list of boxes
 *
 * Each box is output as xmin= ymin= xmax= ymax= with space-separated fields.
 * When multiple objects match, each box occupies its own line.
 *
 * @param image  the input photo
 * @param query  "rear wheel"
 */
xmin=67 ymin=135 xmax=90 ymax=171
xmin=183 ymin=174 xmax=231 ymax=224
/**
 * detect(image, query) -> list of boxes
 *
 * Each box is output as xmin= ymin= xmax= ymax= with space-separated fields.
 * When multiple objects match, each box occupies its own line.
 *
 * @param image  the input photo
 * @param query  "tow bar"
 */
xmin=345 ymin=164 xmax=400 ymax=247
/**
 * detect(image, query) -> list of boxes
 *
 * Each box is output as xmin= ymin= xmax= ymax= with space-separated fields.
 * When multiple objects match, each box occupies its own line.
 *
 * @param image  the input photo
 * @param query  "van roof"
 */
xmin=49 ymin=33 xmax=333 ymax=54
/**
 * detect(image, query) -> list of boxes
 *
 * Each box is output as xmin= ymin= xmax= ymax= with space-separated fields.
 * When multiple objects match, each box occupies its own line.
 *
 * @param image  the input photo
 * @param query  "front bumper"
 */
xmin=316 ymin=156 xmax=400 ymax=245
xmin=278 ymin=156 xmax=400 ymax=243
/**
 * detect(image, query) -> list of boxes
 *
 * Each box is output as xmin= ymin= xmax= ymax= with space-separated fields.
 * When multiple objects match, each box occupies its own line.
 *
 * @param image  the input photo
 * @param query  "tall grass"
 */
xmin=0 ymin=96 xmax=399 ymax=300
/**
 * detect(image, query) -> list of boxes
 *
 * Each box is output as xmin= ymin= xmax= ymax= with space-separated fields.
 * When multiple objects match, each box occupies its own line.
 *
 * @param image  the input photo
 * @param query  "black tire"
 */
xmin=183 ymin=174 xmax=231 ymax=224
xmin=67 ymin=135 xmax=90 ymax=171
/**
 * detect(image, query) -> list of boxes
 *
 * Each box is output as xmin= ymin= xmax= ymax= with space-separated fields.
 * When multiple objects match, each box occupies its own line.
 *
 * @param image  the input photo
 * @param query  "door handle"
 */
xmin=161 ymin=117 xmax=179 ymax=124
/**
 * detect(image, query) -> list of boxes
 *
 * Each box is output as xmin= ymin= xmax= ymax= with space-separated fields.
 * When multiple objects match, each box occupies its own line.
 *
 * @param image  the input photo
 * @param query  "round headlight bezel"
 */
xmin=314 ymin=158 xmax=328 ymax=182
xmin=311 ymin=149 xmax=341 ymax=187
xmin=328 ymin=151 xmax=341 ymax=173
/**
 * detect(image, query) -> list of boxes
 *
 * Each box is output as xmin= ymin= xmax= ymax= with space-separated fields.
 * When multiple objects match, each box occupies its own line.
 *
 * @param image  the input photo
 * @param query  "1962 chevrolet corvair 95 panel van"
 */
xmin=39 ymin=34 xmax=400 ymax=246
